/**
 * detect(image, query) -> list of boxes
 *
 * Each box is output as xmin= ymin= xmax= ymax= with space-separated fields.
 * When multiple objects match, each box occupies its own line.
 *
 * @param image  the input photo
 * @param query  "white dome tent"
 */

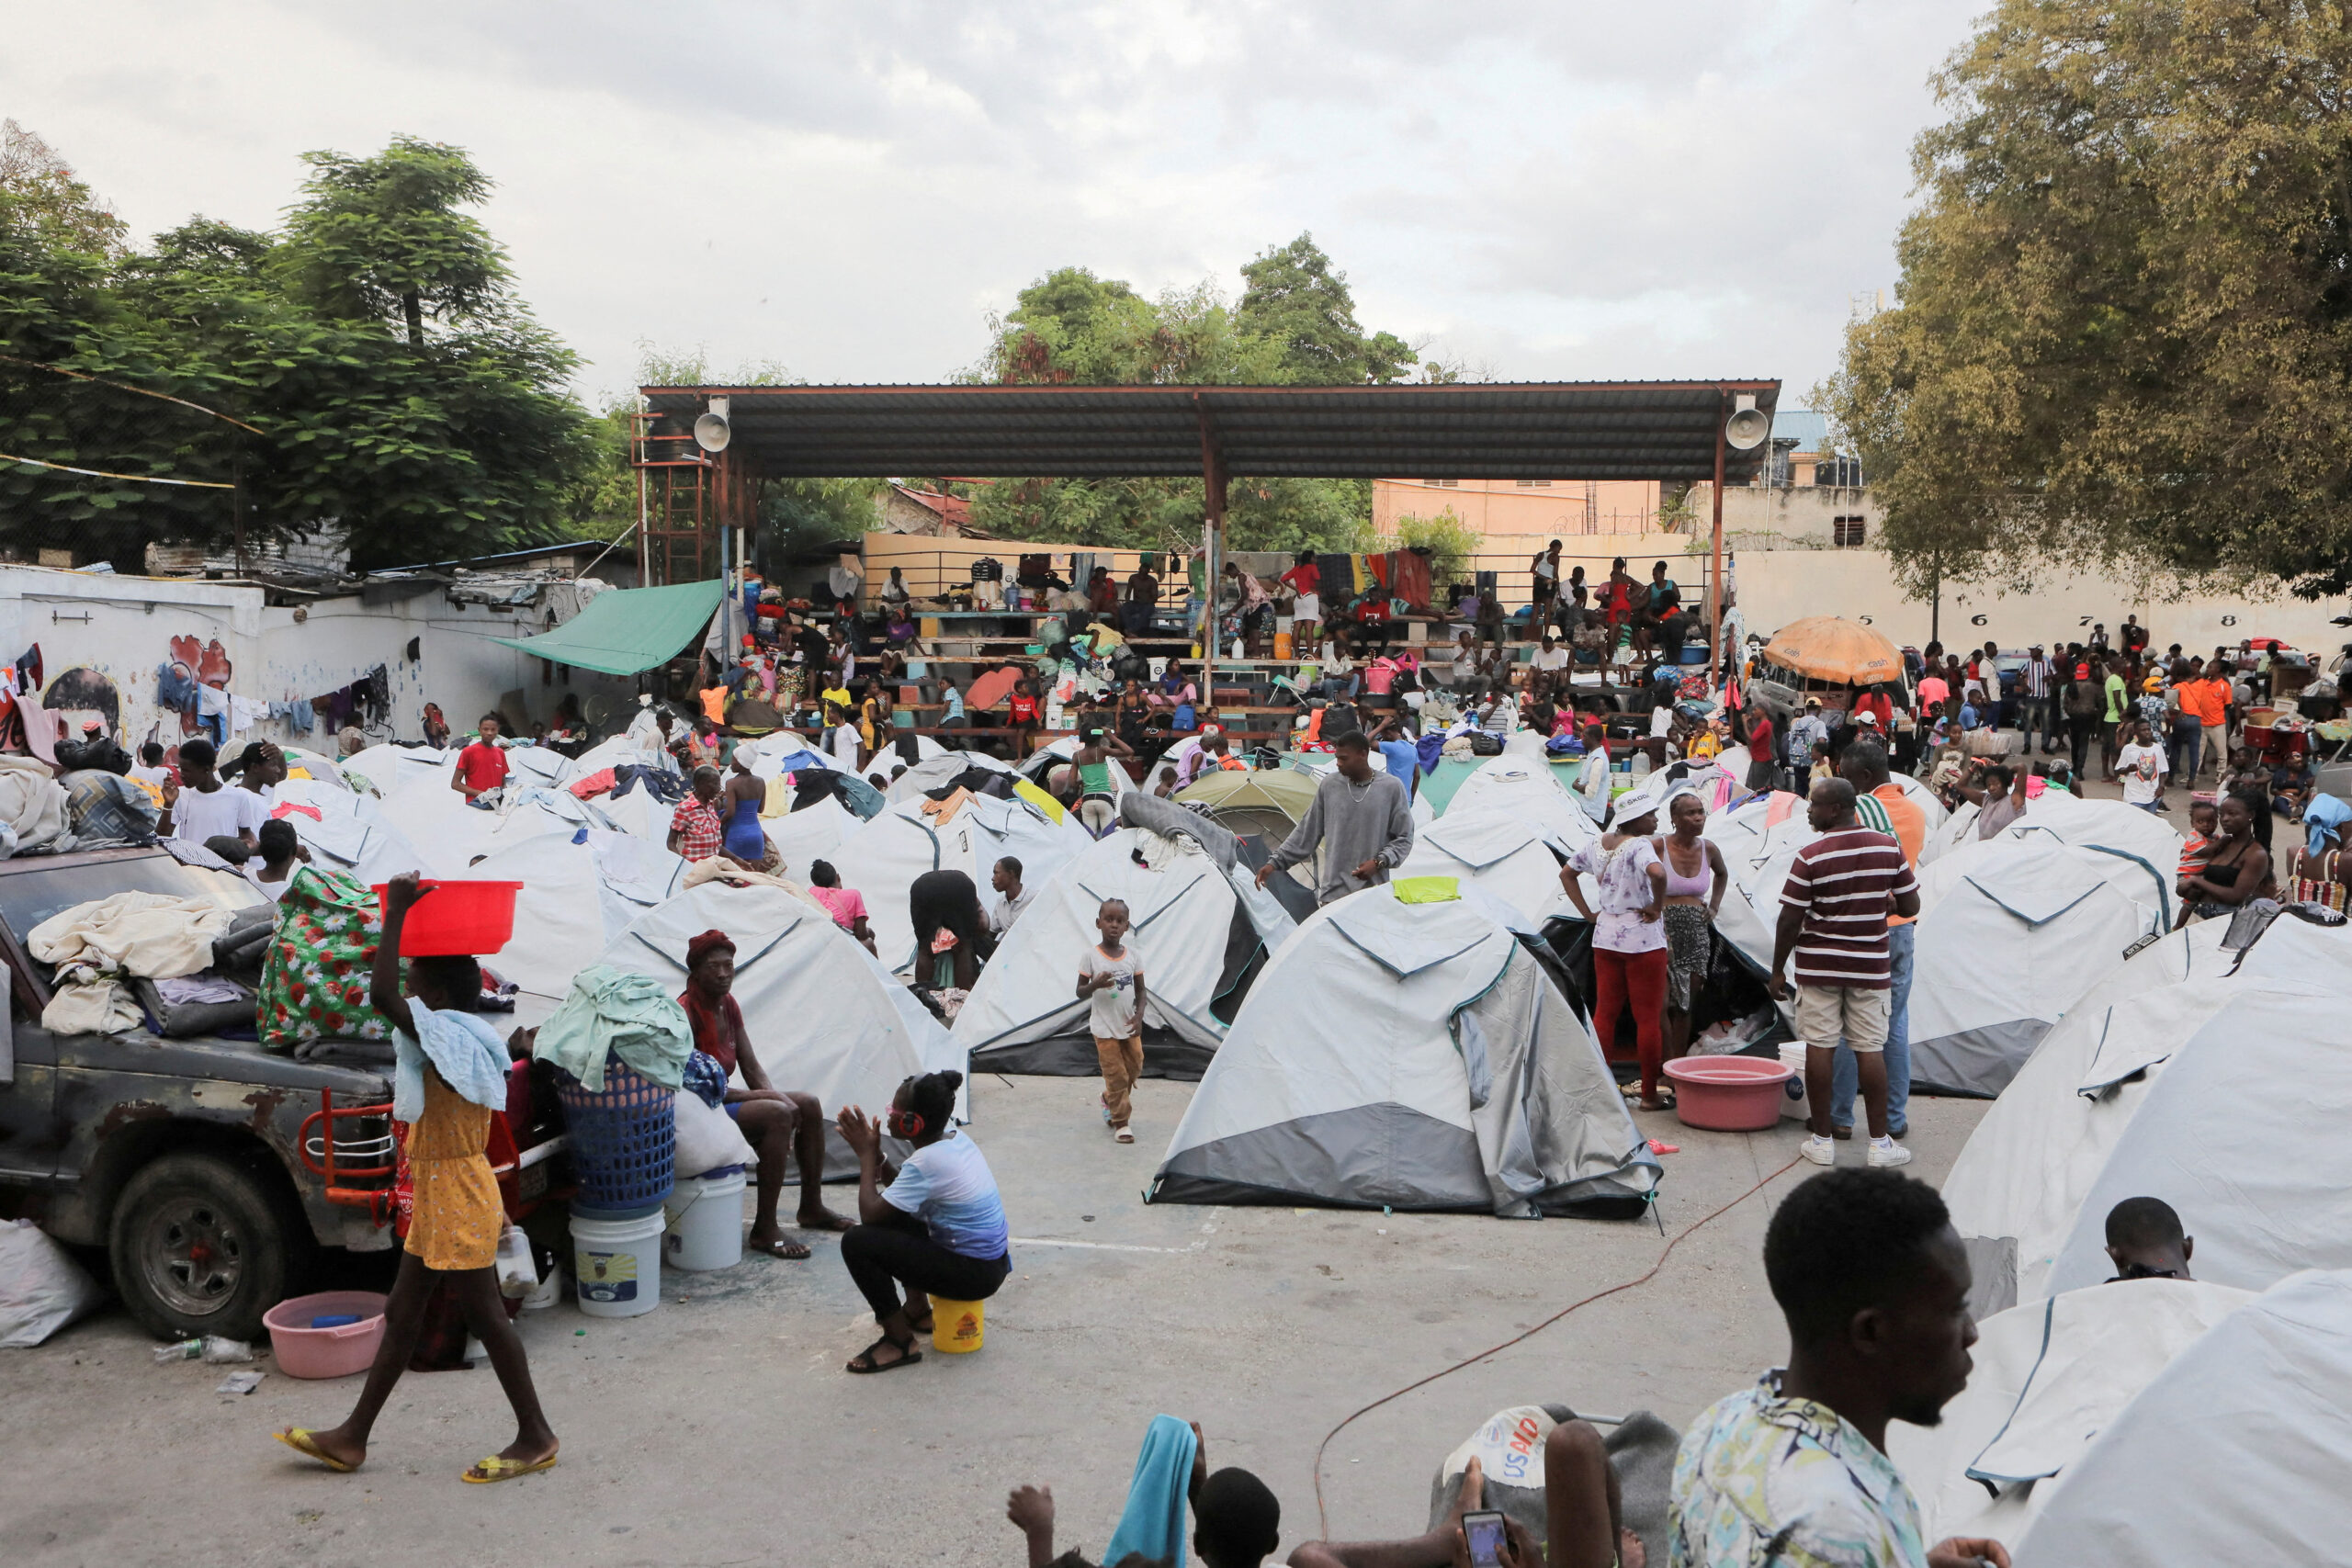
xmin=885 ymin=748 xmax=1020 ymax=804
xmin=1901 ymin=831 xmax=2171 ymax=1096
xmin=825 ymin=790 xmax=1091 ymax=975
xmin=1999 ymin=1269 xmax=2352 ymax=1567
xmin=1889 ymin=1277 xmax=2256 ymax=1548
xmin=1941 ymin=911 xmax=2352 ymax=1317
xmin=468 ymin=830 xmax=689 ymax=1027
xmin=599 ymin=881 xmax=966 ymax=1170
xmin=951 ymin=807 xmax=1295 ymax=1078
xmin=764 ymin=794 xmax=858 ymax=884
xmin=1396 ymin=756 xmax=1599 ymax=923
xmin=1148 ymin=882 xmax=1661 ymax=1218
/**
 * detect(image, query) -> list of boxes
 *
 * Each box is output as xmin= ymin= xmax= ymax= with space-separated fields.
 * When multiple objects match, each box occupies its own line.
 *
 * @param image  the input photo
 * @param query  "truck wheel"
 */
xmin=108 ymin=1152 xmax=310 ymax=1342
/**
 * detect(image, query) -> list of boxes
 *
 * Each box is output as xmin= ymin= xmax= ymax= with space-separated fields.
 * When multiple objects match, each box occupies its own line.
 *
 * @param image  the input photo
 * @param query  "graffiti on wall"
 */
xmin=41 ymin=667 xmax=121 ymax=739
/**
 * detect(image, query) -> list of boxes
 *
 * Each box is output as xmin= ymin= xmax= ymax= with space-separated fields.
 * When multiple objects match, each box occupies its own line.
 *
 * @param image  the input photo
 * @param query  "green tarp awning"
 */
xmin=490 ymin=579 xmax=725 ymax=675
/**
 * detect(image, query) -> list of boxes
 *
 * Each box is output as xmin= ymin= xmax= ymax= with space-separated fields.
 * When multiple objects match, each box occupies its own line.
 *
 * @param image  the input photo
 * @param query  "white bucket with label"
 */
xmin=1778 ymin=1040 xmax=1813 ymax=1121
xmin=662 ymin=1165 xmax=747 ymax=1272
xmin=571 ymin=1202 xmax=664 ymax=1318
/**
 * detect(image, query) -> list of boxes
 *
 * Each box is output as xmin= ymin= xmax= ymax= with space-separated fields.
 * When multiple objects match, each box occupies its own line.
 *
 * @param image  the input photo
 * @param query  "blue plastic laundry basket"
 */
xmin=555 ymin=1057 xmax=675 ymax=1209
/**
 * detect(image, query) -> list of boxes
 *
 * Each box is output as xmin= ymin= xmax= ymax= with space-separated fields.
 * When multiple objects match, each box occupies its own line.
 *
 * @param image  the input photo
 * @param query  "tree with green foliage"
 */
xmin=0 ymin=128 xmax=595 ymax=570
xmin=1237 ymin=233 xmax=1416 ymax=386
xmin=964 ymin=238 xmax=1415 ymax=549
xmin=279 ymin=137 xmax=507 ymax=351
xmin=1820 ymin=0 xmax=2352 ymax=599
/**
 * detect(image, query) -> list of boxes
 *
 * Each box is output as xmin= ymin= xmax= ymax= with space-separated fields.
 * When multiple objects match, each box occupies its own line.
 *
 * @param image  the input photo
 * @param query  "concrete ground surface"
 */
xmin=0 ymin=1072 xmax=1988 ymax=1568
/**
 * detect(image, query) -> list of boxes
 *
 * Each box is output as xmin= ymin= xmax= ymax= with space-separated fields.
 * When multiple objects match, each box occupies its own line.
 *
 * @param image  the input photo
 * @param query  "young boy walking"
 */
xmin=276 ymin=873 xmax=559 ymax=1483
xmin=1076 ymin=897 xmax=1148 ymax=1145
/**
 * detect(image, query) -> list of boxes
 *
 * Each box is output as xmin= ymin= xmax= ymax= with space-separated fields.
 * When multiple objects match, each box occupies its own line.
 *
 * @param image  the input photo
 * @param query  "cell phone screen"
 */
xmin=1462 ymin=1509 xmax=1508 ymax=1568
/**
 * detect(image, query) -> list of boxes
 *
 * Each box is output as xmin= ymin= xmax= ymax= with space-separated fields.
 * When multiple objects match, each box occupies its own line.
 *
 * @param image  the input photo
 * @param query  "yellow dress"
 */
xmin=404 ymin=1067 xmax=502 ymax=1271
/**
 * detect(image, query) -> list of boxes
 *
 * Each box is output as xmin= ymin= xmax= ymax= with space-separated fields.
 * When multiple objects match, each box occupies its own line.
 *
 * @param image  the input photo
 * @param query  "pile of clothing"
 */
xmin=0 ymin=754 xmax=71 ymax=857
xmin=27 ymin=890 xmax=240 ymax=1035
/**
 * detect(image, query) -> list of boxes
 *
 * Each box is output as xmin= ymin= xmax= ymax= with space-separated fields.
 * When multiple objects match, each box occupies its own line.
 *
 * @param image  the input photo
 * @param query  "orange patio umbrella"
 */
xmin=1760 ymin=616 xmax=1906 ymax=687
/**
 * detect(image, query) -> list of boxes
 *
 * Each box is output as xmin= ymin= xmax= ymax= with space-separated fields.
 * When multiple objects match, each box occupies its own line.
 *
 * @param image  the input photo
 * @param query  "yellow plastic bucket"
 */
xmin=929 ymin=1296 xmax=985 ymax=1354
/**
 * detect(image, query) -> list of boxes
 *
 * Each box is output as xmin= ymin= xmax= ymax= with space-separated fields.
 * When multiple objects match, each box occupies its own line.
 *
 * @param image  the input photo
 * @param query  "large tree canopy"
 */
xmin=0 ymin=130 xmax=594 ymax=570
xmin=965 ymin=235 xmax=1419 ymax=550
xmin=1820 ymin=0 xmax=2352 ymax=597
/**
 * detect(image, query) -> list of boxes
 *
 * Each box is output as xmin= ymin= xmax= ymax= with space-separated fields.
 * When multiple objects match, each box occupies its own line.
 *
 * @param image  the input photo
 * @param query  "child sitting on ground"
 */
xmin=1076 ymin=897 xmax=1148 ymax=1145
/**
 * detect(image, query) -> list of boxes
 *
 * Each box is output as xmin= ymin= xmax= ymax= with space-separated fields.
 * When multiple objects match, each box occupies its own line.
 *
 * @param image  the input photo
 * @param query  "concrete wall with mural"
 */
xmin=0 ymin=566 xmax=645 ymax=760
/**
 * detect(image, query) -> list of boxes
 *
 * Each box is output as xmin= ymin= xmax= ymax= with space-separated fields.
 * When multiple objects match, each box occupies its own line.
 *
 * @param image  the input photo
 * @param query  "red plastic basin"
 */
xmin=372 ymin=880 xmax=524 ymax=956
xmin=1664 ymin=1055 xmax=1799 ymax=1132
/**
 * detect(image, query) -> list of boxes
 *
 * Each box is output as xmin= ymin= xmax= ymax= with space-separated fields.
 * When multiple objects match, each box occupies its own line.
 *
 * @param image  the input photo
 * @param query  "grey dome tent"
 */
xmin=1148 ymin=880 xmax=1661 ymax=1218
xmin=950 ymin=797 xmax=1296 ymax=1078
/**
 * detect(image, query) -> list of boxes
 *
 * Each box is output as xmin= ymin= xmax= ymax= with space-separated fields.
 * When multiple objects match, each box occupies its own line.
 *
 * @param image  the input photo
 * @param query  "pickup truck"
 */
xmin=0 ymin=848 xmax=397 ymax=1341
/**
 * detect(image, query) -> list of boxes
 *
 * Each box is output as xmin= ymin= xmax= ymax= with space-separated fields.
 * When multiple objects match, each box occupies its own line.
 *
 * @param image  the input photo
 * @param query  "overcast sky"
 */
xmin=3 ymin=0 xmax=1985 ymax=409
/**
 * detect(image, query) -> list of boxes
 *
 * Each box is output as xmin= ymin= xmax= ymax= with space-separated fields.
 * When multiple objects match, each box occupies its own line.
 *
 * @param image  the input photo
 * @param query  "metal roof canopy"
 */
xmin=637 ymin=380 xmax=1782 ymax=483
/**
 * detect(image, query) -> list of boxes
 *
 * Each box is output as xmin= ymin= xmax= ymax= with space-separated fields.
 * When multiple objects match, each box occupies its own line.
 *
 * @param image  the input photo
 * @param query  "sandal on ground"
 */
xmin=904 ymin=1309 xmax=935 ymax=1335
xmin=749 ymin=1235 xmax=812 ymax=1260
xmin=847 ymin=1331 xmax=923 ymax=1374
xmin=462 ymin=1447 xmax=559 ymax=1484
xmin=1114 ymin=1126 xmax=1136 ymax=1143
xmin=275 ymin=1427 xmax=357 ymax=1473
xmin=795 ymin=1210 xmax=854 ymax=1234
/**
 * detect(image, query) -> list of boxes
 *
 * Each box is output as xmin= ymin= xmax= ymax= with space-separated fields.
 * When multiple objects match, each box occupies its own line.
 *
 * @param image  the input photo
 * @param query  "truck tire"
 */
xmin=108 ymin=1151 xmax=311 ymax=1342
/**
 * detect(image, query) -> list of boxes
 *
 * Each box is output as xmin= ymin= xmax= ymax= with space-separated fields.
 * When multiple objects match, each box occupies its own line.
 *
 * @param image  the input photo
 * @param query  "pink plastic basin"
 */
xmin=1664 ymin=1055 xmax=1799 ymax=1132
xmin=263 ymin=1290 xmax=388 ymax=1379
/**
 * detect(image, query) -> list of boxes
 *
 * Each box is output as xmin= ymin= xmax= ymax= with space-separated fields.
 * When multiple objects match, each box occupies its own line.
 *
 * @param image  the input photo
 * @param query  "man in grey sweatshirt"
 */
xmin=1256 ymin=730 xmax=1416 ymax=905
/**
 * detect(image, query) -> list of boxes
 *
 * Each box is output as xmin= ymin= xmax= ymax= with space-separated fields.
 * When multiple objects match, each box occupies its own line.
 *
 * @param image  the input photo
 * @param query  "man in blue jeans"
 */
xmin=1828 ymin=920 xmax=1914 ymax=1139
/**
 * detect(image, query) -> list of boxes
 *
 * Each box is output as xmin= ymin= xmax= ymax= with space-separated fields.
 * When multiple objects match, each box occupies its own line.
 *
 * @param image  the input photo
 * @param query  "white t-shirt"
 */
xmin=830 ymin=722 xmax=861 ymax=768
xmin=247 ymin=866 xmax=299 ymax=902
xmin=1650 ymin=705 xmax=1677 ymax=739
xmin=171 ymin=783 xmax=268 ymax=844
xmin=1532 ymin=646 xmax=1570 ymax=671
xmin=2116 ymin=740 xmax=2168 ymax=806
xmin=1080 ymin=941 xmax=1145 ymax=1039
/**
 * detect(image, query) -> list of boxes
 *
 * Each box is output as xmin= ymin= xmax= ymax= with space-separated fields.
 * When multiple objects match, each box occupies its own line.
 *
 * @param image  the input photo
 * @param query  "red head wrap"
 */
xmin=686 ymin=930 xmax=736 ymax=972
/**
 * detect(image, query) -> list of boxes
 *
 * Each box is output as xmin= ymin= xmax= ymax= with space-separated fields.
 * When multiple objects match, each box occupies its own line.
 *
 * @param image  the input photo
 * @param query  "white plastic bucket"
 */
xmin=662 ymin=1166 xmax=747 ymax=1272
xmin=571 ymin=1203 xmax=664 ymax=1317
xmin=1778 ymin=1040 xmax=1813 ymax=1121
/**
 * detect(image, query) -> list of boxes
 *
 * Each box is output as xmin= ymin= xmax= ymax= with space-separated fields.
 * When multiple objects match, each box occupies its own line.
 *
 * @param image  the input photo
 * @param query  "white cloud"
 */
xmin=0 ymin=0 xmax=1981 ymax=405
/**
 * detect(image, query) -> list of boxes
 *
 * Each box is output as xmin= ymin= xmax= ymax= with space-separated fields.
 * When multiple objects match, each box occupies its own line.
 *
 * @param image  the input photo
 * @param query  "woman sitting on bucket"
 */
xmin=834 ymin=1071 xmax=1010 ymax=1373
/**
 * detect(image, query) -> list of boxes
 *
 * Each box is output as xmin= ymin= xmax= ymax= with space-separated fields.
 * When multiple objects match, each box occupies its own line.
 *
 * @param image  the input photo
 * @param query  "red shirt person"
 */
xmin=451 ymin=714 xmax=510 ymax=804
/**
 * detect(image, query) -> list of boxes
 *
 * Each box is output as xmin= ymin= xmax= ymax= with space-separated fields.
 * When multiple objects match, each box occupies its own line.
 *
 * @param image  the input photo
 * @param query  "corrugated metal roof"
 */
xmin=1771 ymin=409 xmax=1830 ymax=454
xmin=639 ymin=381 xmax=1782 ymax=482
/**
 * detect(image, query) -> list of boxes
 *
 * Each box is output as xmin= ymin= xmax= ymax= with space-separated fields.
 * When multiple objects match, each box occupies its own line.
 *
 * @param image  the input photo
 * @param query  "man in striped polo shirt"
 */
xmin=1838 ymin=742 xmax=1923 ymax=1143
xmin=1768 ymin=779 xmax=1922 ymax=1168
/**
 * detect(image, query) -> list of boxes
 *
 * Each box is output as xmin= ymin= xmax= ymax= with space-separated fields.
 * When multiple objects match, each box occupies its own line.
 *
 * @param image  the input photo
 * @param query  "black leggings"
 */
xmin=2067 ymin=716 xmax=2097 ymax=774
xmin=841 ymin=1206 xmax=1010 ymax=1324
